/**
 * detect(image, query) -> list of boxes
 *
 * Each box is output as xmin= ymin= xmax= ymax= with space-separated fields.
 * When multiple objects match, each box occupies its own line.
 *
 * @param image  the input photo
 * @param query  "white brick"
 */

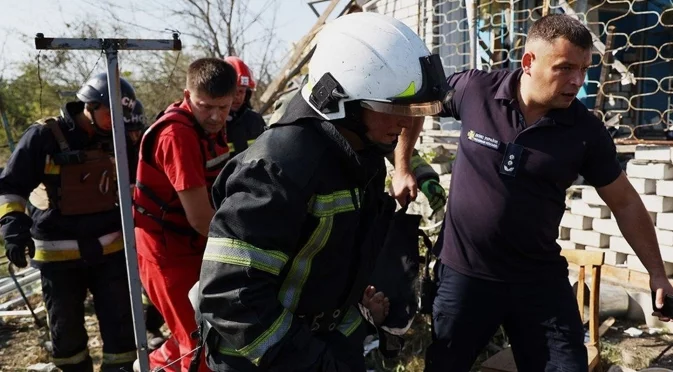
xmin=610 ymin=236 xmax=635 ymax=255
xmin=585 ymin=246 xmax=627 ymax=266
xmin=581 ymin=187 xmax=606 ymax=206
xmin=657 ymin=213 xmax=673 ymax=231
xmin=640 ymin=194 xmax=673 ymax=213
xmin=627 ymin=255 xmax=673 ymax=275
xmin=560 ymin=212 xmax=592 ymax=230
xmin=629 ymin=177 xmax=656 ymax=194
xmin=635 ymin=145 xmax=672 ymax=162
xmin=559 ymin=227 xmax=570 ymax=240
xmin=570 ymin=229 xmax=609 ymax=247
xmin=660 ymin=245 xmax=673 ymax=263
xmin=626 ymin=161 xmax=673 ymax=180
xmin=657 ymin=228 xmax=673 ymax=246
xmin=657 ymin=180 xmax=673 ymax=197
xmin=557 ymin=239 xmax=585 ymax=250
xmin=592 ymin=218 xmax=622 ymax=237
xmin=570 ymin=200 xmax=611 ymax=218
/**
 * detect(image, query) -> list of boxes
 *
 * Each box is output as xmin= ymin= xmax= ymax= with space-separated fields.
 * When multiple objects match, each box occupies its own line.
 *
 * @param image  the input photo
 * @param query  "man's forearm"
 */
xmin=614 ymin=200 xmax=668 ymax=279
xmin=394 ymin=117 xmax=423 ymax=172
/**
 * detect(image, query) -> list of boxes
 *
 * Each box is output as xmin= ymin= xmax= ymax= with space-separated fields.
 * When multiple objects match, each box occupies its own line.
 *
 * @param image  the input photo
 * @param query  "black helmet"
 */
xmin=77 ymin=72 xmax=137 ymax=125
xmin=127 ymin=99 xmax=147 ymax=131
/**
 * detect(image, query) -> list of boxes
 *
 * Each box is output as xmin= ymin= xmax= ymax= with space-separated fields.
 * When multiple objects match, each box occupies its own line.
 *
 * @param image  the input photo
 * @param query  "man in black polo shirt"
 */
xmin=425 ymin=14 xmax=673 ymax=371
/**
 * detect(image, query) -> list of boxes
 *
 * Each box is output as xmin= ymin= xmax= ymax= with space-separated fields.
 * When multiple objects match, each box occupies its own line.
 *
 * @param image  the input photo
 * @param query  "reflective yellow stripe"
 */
xmin=0 ymin=202 xmax=26 ymax=217
xmin=53 ymin=348 xmax=89 ymax=366
xmin=33 ymin=238 xmax=124 ymax=262
xmin=102 ymin=350 xmax=137 ymax=364
xmin=238 ymin=309 xmax=293 ymax=366
xmin=228 ymin=142 xmax=235 ymax=152
xmin=204 ymin=238 xmax=289 ymax=276
xmin=247 ymin=139 xmax=255 ymax=146
xmin=337 ymin=306 xmax=363 ymax=337
xmin=309 ymin=189 xmax=360 ymax=217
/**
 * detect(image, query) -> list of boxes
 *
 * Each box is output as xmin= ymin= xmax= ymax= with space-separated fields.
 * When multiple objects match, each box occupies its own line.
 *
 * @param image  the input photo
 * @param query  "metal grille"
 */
xmin=427 ymin=0 xmax=673 ymax=140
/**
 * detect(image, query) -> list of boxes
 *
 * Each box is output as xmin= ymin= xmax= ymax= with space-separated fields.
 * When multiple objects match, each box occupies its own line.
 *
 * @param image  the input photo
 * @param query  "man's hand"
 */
xmin=5 ymin=238 xmax=35 ymax=268
xmin=420 ymin=178 xmax=447 ymax=214
xmin=391 ymin=169 xmax=417 ymax=207
xmin=650 ymin=275 xmax=673 ymax=321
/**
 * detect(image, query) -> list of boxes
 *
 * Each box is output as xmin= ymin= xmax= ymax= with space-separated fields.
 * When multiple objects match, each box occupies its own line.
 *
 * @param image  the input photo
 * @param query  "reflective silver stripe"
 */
xmin=0 ymin=194 xmax=27 ymax=206
xmin=309 ymin=189 xmax=360 ymax=217
xmin=279 ymin=215 xmax=333 ymax=311
xmin=337 ymin=306 xmax=363 ymax=337
xmin=102 ymin=350 xmax=137 ymax=364
xmin=204 ymin=238 xmax=289 ymax=275
xmin=33 ymin=231 xmax=121 ymax=250
xmin=206 ymin=152 xmax=230 ymax=170
xmin=239 ymin=308 xmax=293 ymax=366
xmin=53 ymin=348 xmax=89 ymax=366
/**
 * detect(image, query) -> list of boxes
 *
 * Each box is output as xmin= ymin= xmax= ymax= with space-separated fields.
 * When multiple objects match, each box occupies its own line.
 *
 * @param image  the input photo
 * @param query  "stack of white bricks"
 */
xmin=557 ymin=145 xmax=673 ymax=276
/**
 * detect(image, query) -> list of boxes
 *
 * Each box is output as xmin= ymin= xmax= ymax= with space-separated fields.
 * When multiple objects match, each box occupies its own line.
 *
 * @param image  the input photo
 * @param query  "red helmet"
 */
xmin=224 ymin=56 xmax=256 ymax=90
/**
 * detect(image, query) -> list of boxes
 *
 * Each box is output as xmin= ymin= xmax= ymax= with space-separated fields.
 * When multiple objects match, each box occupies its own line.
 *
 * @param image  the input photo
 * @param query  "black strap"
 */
xmin=134 ymin=203 xmax=197 ymax=236
xmin=136 ymin=182 xmax=185 ymax=215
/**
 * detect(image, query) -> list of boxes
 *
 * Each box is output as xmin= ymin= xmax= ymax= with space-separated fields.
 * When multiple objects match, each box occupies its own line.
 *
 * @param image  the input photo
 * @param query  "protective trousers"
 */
xmin=41 ymin=255 xmax=136 ymax=372
xmin=138 ymin=254 xmax=209 ymax=372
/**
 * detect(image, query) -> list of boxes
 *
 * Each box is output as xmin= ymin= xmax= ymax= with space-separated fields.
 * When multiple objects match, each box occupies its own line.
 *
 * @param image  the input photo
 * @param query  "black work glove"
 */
xmin=5 ymin=237 xmax=35 ymax=268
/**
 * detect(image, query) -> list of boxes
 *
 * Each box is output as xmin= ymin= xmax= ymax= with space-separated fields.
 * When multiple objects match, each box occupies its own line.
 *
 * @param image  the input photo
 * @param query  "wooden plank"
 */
xmin=259 ymin=0 xmax=342 ymax=112
xmin=588 ymin=266 xmax=601 ymax=347
xmin=561 ymin=249 xmax=605 ymax=267
xmin=0 ymin=306 xmax=45 ymax=317
xmin=628 ymin=270 xmax=651 ymax=290
xmin=598 ymin=316 xmax=616 ymax=338
xmin=602 ymin=264 xmax=630 ymax=283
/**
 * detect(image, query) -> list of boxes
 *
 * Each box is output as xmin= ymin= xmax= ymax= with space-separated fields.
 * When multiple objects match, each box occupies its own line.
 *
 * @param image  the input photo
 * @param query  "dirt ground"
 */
xmin=4 ymin=297 xmax=673 ymax=372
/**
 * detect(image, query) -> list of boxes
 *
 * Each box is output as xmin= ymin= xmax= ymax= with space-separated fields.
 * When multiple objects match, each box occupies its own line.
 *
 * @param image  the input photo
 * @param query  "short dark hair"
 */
xmin=186 ymin=58 xmax=237 ymax=98
xmin=528 ymin=14 xmax=593 ymax=50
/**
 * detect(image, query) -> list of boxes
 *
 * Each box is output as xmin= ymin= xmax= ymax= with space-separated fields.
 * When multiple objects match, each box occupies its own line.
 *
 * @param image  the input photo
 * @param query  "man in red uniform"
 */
xmin=133 ymin=58 xmax=237 ymax=372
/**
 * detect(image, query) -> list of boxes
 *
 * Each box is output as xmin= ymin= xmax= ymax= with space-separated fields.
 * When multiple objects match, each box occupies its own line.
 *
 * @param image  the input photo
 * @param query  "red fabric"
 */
xmin=139 ymin=254 xmax=210 ymax=372
xmin=155 ymin=101 xmax=206 ymax=193
xmin=134 ymin=99 xmax=228 ymax=263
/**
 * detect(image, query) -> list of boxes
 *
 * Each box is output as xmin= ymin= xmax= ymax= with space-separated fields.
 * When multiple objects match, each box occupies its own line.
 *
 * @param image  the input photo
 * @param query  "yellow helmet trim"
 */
xmin=394 ymin=81 xmax=416 ymax=98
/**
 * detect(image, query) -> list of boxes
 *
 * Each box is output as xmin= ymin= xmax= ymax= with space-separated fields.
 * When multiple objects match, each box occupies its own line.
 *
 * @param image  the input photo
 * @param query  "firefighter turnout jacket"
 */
xmin=225 ymin=106 xmax=266 ymax=158
xmin=198 ymin=95 xmax=397 ymax=371
xmin=0 ymin=102 xmax=137 ymax=269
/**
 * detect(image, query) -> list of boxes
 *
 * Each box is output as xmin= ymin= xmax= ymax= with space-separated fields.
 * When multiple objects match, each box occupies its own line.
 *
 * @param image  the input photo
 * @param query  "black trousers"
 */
xmin=425 ymin=263 xmax=587 ymax=372
xmin=41 ymin=255 xmax=136 ymax=372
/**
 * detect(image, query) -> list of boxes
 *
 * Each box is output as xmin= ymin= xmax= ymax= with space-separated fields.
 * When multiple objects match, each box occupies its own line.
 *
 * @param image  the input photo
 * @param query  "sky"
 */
xmin=0 ymin=0 xmax=354 ymax=78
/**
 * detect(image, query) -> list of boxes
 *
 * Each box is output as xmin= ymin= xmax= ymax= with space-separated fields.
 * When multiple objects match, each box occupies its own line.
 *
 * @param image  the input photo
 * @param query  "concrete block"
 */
xmin=557 ymin=239 xmax=584 ymax=250
xmin=659 ymin=245 xmax=673 ymax=263
xmin=657 ymin=228 xmax=673 ymax=246
xmin=626 ymin=161 xmax=673 ymax=180
xmin=585 ymin=246 xmax=627 ymax=266
xmin=430 ymin=162 xmax=452 ymax=175
xmin=581 ymin=187 xmax=606 ymax=206
xmin=657 ymin=213 xmax=673 ymax=231
xmin=570 ymin=200 xmax=610 ymax=218
xmin=570 ymin=229 xmax=609 ymax=247
xmin=609 ymin=236 xmax=635 ymax=255
xmin=558 ymin=227 xmax=570 ymax=240
xmin=560 ymin=212 xmax=592 ymax=230
xmin=629 ymin=177 xmax=656 ymax=194
xmin=635 ymin=145 xmax=672 ymax=162
xmin=627 ymin=255 xmax=673 ymax=275
xmin=592 ymin=218 xmax=622 ymax=237
xmin=657 ymin=180 xmax=673 ymax=197
xmin=640 ymin=194 xmax=673 ymax=213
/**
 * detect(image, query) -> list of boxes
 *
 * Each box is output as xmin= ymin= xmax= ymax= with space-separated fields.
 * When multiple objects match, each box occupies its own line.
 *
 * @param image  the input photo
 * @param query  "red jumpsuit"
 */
xmin=133 ymin=100 xmax=229 ymax=372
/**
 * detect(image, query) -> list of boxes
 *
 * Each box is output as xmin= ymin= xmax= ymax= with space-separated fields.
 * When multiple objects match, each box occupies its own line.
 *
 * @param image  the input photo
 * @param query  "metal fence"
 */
xmin=427 ymin=0 xmax=673 ymax=140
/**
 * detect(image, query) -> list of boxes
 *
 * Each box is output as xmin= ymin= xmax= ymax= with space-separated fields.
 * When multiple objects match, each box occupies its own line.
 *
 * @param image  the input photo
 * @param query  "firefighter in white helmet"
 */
xmin=196 ymin=12 xmax=450 ymax=371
